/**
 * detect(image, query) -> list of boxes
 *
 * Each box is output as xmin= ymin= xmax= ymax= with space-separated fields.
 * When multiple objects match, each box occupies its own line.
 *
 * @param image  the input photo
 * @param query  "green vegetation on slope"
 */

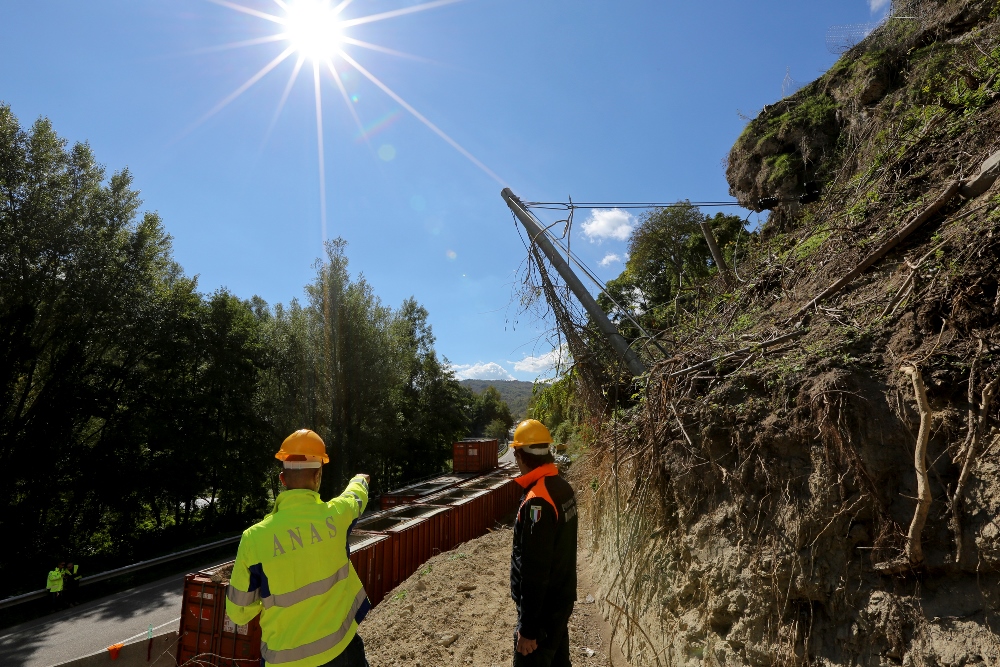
xmin=459 ymin=379 xmax=536 ymax=419
xmin=598 ymin=202 xmax=750 ymax=333
xmin=459 ymin=383 xmax=516 ymax=440
xmin=527 ymin=372 xmax=587 ymax=448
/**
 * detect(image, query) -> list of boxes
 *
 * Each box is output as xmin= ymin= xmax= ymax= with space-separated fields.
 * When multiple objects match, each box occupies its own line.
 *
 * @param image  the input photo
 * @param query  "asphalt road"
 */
xmin=0 ymin=558 xmax=231 ymax=667
xmin=0 ymin=463 xmax=515 ymax=667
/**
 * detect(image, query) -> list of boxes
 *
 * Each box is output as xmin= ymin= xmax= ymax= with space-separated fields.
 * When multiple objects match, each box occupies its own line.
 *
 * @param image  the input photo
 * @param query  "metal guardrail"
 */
xmin=0 ymin=534 xmax=241 ymax=611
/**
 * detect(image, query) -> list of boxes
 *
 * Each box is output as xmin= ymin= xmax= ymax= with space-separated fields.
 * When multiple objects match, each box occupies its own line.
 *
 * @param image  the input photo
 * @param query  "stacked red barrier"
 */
xmin=176 ymin=566 xmax=261 ymax=667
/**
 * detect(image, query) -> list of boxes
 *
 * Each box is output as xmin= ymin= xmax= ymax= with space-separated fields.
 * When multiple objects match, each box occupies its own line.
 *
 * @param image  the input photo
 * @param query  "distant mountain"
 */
xmin=459 ymin=379 xmax=542 ymax=419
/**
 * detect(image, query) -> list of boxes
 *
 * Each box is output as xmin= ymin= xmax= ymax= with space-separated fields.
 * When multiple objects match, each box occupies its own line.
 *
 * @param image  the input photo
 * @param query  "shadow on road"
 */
xmin=0 ymin=555 xmax=232 ymax=667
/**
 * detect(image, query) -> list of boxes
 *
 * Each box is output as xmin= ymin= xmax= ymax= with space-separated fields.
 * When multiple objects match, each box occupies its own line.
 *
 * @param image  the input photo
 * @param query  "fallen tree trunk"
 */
xmin=792 ymin=180 xmax=961 ymax=319
xmin=667 ymin=329 xmax=806 ymax=378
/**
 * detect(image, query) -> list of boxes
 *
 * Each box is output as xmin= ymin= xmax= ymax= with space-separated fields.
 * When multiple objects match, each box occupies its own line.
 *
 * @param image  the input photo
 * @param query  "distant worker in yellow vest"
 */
xmin=46 ymin=562 xmax=65 ymax=609
xmin=226 ymin=429 xmax=372 ymax=667
xmin=509 ymin=419 xmax=578 ymax=667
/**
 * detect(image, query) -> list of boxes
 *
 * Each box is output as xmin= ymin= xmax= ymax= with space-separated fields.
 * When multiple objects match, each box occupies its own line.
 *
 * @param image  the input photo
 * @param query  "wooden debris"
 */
xmin=792 ymin=180 xmax=962 ymax=319
xmin=667 ymin=329 xmax=806 ymax=378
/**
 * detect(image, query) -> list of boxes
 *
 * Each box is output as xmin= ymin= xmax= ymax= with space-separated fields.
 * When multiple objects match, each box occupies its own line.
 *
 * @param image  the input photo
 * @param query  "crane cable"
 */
xmin=512 ymin=208 xmax=667 ymax=358
xmin=524 ymin=201 xmax=739 ymax=211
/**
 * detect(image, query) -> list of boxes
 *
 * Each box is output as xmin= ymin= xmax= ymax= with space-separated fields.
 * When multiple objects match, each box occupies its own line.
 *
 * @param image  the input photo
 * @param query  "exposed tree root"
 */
xmin=901 ymin=364 xmax=932 ymax=567
xmin=950 ymin=356 xmax=999 ymax=565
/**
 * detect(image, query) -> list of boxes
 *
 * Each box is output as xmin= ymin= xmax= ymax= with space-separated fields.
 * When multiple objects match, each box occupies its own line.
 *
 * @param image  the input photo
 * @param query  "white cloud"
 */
xmin=599 ymin=253 xmax=622 ymax=267
xmin=511 ymin=345 xmax=570 ymax=376
xmin=451 ymin=362 xmax=515 ymax=381
xmin=869 ymin=0 xmax=890 ymax=12
xmin=581 ymin=208 xmax=635 ymax=242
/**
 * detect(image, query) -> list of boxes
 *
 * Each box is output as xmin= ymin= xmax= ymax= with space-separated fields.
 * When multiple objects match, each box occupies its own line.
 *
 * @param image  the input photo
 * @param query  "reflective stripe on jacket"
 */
xmin=226 ymin=476 xmax=370 ymax=667
xmin=46 ymin=569 xmax=63 ymax=593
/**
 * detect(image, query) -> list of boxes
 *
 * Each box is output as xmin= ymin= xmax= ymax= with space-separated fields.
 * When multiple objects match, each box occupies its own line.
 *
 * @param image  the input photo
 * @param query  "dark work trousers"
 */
xmin=512 ymin=605 xmax=573 ymax=667
xmin=64 ymin=579 xmax=79 ymax=605
xmin=316 ymin=633 xmax=369 ymax=667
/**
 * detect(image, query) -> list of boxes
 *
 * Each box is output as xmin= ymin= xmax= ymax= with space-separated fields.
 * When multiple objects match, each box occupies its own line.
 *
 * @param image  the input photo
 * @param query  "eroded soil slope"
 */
xmin=361 ymin=526 xmax=622 ymax=667
xmin=581 ymin=1 xmax=1000 ymax=665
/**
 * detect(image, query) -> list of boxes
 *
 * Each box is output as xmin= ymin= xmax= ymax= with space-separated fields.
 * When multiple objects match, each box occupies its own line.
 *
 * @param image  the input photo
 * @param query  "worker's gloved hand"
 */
xmin=357 ymin=474 xmax=370 ymax=485
xmin=516 ymin=632 xmax=537 ymax=656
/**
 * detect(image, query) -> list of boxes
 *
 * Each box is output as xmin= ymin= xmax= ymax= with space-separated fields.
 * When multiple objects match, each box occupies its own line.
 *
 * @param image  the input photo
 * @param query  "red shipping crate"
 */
xmin=387 ymin=504 xmax=454 ymax=553
xmin=349 ymin=532 xmax=391 ymax=606
xmin=176 ymin=563 xmax=261 ymax=667
xmin=452 ymin=439 xmax=499 ymax=473
xmin=216 ymin=614 xmax=262 ymax=667
xmin=353 ymin=508 xmax=451 ymax=592
xmin=418 ymin=487 xmax=493 ymax=546
xmin=461 ymin=476 xmax=520 ymax=527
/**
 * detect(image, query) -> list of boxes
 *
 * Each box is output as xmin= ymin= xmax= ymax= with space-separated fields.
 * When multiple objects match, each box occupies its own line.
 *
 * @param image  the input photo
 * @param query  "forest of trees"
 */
xmin=459 ymin=379 xmax=534 ymax=419
xmin=464 ymin=385 xmax=515 ymax=441
xmin=0 ymin=105 xmax=495 ymax=594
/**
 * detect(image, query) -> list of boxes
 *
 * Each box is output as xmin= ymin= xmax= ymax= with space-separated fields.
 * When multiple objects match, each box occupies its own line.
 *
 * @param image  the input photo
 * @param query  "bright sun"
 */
xmin=284 ymin=0 xmax=344 ymax=62
xmin=201 ymin=0 xmax=503 ymax=239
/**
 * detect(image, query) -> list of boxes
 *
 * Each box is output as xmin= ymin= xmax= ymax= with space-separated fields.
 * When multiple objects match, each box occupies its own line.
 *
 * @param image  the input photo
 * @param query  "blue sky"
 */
xmin=0 ymin=0 xmax=887 ymax=381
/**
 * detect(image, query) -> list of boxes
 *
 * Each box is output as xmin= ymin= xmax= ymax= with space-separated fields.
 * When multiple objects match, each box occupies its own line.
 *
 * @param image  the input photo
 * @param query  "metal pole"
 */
xmin=699 ymin=221 xmax=734 ymax=289
xmin=502 ymin=188 xmax=647 ymax=377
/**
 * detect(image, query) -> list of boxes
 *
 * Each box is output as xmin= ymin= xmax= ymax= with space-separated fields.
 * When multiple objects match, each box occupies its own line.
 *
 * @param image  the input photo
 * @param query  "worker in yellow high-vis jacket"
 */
xmin=226 ymin=429 xmax=372 ymax=667
xmin=46 ymin=561 xmax=65 ymax=610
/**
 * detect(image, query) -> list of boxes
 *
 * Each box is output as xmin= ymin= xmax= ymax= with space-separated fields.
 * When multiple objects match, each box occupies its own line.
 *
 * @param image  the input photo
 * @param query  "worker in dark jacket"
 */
xmin=63 ymin=562 xmax=81 ymax=605
xmin=510 ymin=419 xmax=578 ymax=667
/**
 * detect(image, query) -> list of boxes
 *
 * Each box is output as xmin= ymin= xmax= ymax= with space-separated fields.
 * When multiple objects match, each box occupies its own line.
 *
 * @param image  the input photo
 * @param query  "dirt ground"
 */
xmin=361 ymin=526 xmax=627 ymax=667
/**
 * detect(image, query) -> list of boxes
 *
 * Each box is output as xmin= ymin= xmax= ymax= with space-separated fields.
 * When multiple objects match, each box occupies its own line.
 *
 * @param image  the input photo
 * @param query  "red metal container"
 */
xmin=379 ymin=472 xmax=480 ymax=510
xmin=452 ymin=438 xmax=499 ymax=473
xmin=353 ymin=505 xmax=453 ymax=591
xmin=496 ymin=461 xmax=518 ymax=477
xmin=387 ymin=503 xmax=455 ymax=553
xmin=176 ymin=563 xmax=261 ymax=667
xmin=217 ymin=614 xmax=262 ymax=667
xmin=460 ymin=475 xmax=522 ymax=527
xmin=349 ymin=532 xmax=391 ymax=607
xmin=418 ymin=487 xmax=493 ymax=546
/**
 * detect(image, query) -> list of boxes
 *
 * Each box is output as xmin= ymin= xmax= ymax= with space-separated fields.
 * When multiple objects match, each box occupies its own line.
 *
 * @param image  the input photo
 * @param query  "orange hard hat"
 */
xmin=275 ymin=429 xmax=329 ymax=468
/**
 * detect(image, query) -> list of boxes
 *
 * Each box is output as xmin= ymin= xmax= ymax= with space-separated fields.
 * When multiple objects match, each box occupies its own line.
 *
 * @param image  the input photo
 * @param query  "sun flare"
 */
xmin=284 ymin=0 xmax=345 ymax=62
xmin=201 ymin=0 xmax=503 ymax=240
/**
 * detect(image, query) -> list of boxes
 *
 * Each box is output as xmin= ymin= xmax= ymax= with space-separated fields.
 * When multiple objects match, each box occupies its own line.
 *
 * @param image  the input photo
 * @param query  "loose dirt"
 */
xmin=361 ymin=526 xmax=626 ymax=667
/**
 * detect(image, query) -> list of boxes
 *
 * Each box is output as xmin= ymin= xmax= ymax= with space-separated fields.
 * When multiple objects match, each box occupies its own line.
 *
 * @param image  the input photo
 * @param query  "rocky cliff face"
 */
xmin=727 ymin=1 xmax=999 ymax=226
xmin=585 ymin=2 xmax=1000 ymax=664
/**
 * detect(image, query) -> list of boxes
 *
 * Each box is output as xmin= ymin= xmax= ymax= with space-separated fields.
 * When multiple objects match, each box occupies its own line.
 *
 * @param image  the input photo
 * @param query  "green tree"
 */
xmin=483 ymin=418 xmax=511 ymax=442
xmin=391 ymin=299 xmax=470 ymax=480
xmin=600 ymin=203 xmax=747 ymax=330
xmin=467 ymin=386 xmax=514 ymax=437
xmin=263 ymin=241 xmax=472 ymax=498
xmin=0 ymin=105 xmax=473 ymax=596
xmin=0 ymin=104 xmax=193 ymax=572
xmin=528 ymin=373 xmax=581 ymax=444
